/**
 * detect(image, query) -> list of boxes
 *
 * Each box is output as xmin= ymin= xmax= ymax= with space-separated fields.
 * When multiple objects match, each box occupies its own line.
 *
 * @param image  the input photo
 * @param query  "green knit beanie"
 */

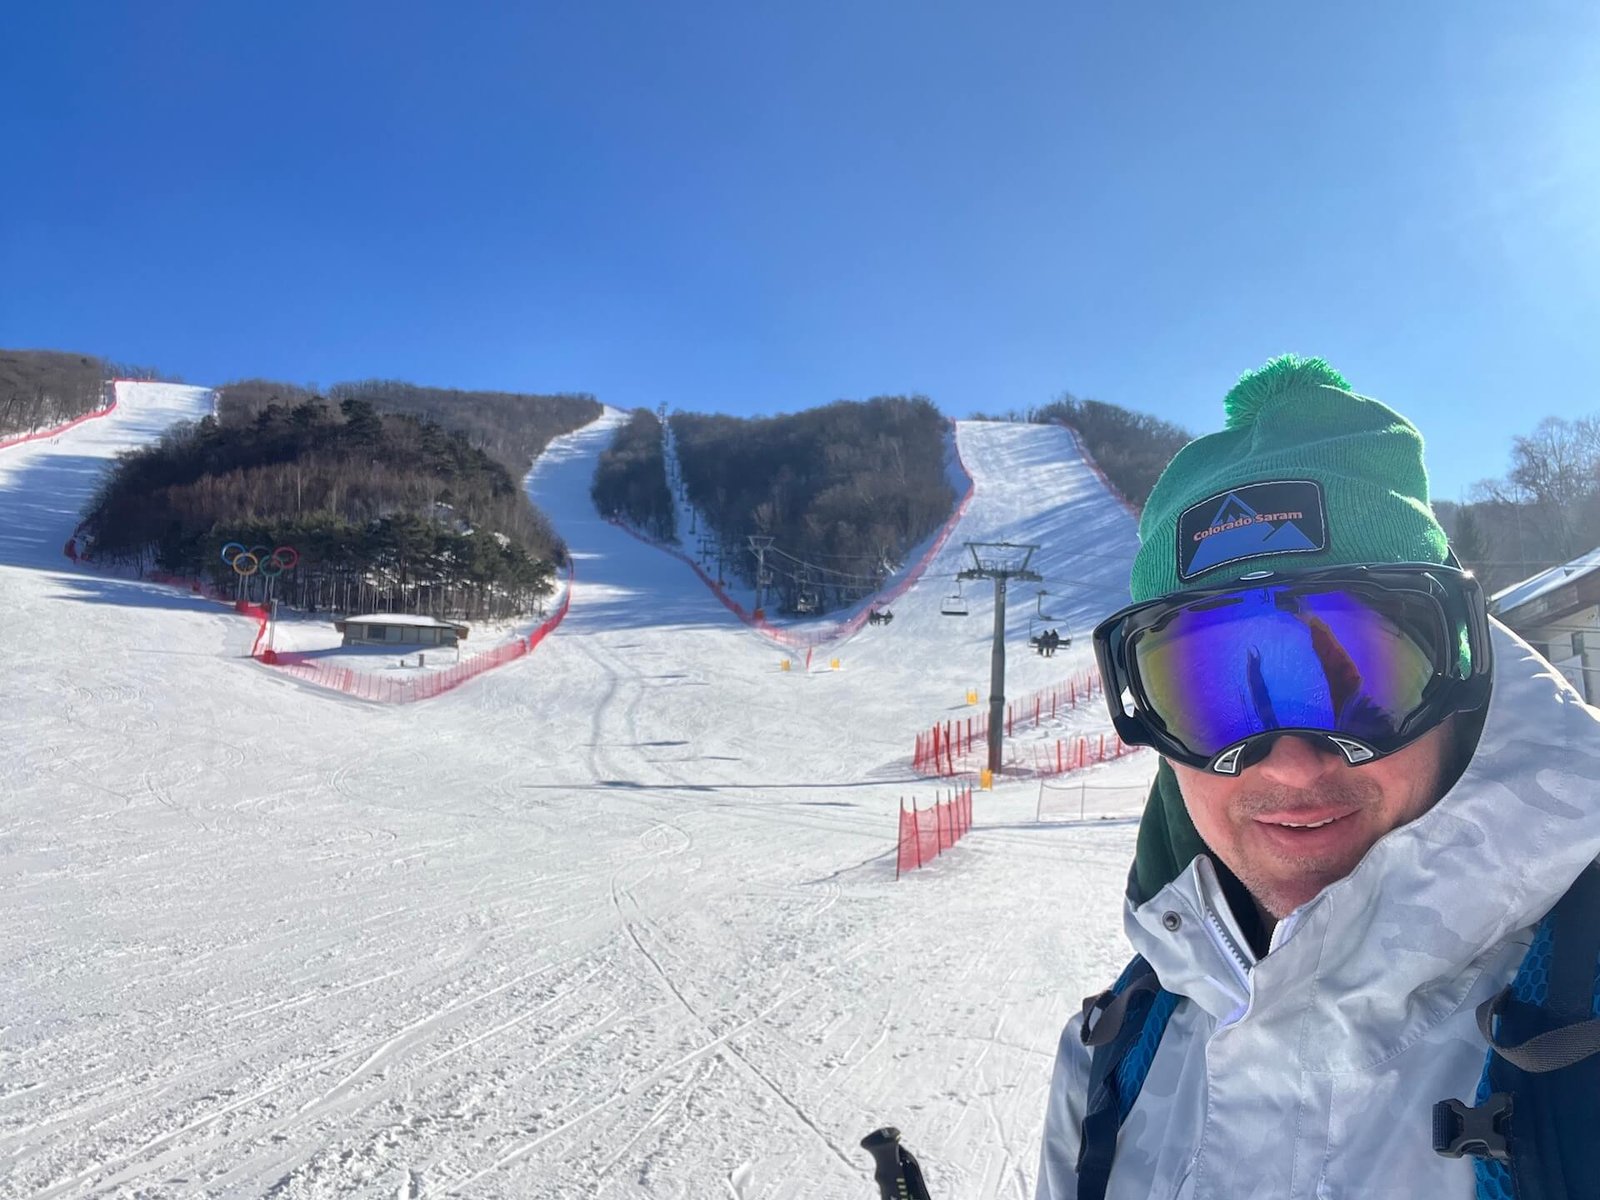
xmin=1129 ymin=355 xmax=1449 ymax=602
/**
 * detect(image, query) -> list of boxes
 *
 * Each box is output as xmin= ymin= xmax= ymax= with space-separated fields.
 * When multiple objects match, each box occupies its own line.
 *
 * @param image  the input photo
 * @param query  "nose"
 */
xmin=1249 ymin=732 xmax=1348 ymax=788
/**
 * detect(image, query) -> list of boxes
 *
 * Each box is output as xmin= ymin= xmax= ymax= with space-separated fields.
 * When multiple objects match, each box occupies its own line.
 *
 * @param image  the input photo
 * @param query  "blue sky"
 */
xmin=4 ymin=1 xmax=1599 ymax=500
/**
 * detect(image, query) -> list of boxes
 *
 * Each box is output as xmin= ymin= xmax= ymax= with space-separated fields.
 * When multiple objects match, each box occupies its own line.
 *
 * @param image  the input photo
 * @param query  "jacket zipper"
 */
xmin=1203 ymin=901 xmax=1253 ymax=992
xmin=1195 ymin=861 xmax=1254 ymax=1019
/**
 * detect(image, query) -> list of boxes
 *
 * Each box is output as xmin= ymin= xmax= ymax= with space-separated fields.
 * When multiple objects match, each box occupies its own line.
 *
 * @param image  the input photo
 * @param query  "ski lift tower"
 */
xmin=958 ymin=541 xmax=1043 ymax=774
xmin=748 ymin=535 xmax=774 ymax=616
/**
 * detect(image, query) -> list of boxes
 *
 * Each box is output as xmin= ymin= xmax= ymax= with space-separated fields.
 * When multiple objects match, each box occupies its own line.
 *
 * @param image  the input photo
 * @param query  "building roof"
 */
xmin=338 ymin=613 xmax=468 ymax=631
xmin=1490 ymin=547 xmax=1600 ymax=617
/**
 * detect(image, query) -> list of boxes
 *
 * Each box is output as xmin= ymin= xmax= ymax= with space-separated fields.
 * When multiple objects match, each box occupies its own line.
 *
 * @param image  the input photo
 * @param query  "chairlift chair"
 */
xmin=1030 ymin=606 xmax=1071 ymax=653
xmin=1030 ymin=590 xmax=1066 ymax=648
xmin=940 ymin=579 xmax=969 ymax=617
xmin=787 ymin=566 xmax=819 ymax=616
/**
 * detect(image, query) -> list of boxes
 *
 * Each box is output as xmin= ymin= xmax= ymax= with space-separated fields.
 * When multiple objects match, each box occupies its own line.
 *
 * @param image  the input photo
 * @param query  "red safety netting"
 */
xmin=913 ymin=667 xmax=1104 ymax=775
xmin=610 ymin=418 xmax=978 ymax=652
xmin=239 ymin=602 xmax=271 ymax=656
xmin=895 ymin=786 xmax=973 ymax=878
xmin=0 ymin=389 xmax=118 ymax=453
xmin=261 ymin=586 xmax=572 ymax=703
xmin=1058 ymin=421 xmax=1140 ymax=519
xmin=127 ymin=565 xmax=571 ymax=702
xmin=1024 ymin=732 xmax=1142 ymax=776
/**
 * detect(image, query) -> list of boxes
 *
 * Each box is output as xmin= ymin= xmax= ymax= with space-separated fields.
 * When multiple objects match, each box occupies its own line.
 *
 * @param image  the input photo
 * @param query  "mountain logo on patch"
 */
xmin=1176 ymin=480 xmax=1328 ymax=581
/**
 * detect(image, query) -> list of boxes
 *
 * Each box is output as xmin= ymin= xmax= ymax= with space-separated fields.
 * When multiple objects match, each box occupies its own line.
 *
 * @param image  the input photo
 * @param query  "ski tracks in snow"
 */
xmin=606 ymin=867 xmax=858 ymax=1181
xmin=4 ymin=411 xmax=1148 ymax=1197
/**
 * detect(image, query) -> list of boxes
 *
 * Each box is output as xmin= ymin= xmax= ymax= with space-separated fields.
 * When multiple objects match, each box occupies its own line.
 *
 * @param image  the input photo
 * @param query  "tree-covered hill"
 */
xmin=218 ymin=379 xmax=600 ymax=480
xmin=591 ymin=409 xmax=675 ymax=543
xmin=595 ymin=393 xmax=1187 ymax=617
xmin=668 ymin=396 xmax=954 ymax=615
xmin=80 ymin=397 xmax=562 ymax=621
xmin=0 ymin=349 xmax=111 ymax=438
xmin=1029 ymin=396 xmax=1192 ymax=511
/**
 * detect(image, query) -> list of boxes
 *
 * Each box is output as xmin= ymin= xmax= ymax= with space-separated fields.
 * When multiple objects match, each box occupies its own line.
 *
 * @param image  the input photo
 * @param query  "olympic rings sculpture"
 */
xmin=220 ymin=542 xmax=299 ymax=577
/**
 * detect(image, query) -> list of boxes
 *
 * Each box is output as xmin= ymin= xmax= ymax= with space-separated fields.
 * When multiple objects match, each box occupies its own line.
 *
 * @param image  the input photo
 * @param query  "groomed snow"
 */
xmin=2 ymin=384 xmax=1154 ymax=1199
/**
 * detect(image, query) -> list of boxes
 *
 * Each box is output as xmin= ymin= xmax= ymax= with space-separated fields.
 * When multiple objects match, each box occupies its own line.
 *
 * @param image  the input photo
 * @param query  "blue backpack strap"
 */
xmin=1433 ymin=861 xmax=1600 ymax=1200
xmin=1076 ymin=956 xmax=1181 ymax=1200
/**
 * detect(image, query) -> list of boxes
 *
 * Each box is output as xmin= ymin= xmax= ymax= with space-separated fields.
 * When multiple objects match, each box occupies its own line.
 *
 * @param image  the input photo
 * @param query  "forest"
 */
xmin=218 ymin=378 xmax=600 ymax=480
xmin=1026 ymin=395 xmax=1192 ymax=510
xmin=0 ymin=350 xmax=111 ymax=438
xmin=668 ymin=396 xmax=954 ymax=615
xmin=79 ymin=396 xmax=574 ymax=621
xmin=590 ymin=409 xmax=675 ymax=543
xmin=588 ymin=394 xmax=1182 ymax=617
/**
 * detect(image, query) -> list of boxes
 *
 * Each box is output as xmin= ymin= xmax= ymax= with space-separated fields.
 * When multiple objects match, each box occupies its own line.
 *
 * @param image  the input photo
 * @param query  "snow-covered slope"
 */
xmin=2 ymin=389 xmax=1152 ymax=1199
xmin=0 ymin=382 xmax=215 ymax=569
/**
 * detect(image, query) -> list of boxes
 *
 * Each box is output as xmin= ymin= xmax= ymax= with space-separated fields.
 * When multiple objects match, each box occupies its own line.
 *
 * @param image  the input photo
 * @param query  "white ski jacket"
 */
xmin=1037 ymin=625 xmax=1600 ymax=1200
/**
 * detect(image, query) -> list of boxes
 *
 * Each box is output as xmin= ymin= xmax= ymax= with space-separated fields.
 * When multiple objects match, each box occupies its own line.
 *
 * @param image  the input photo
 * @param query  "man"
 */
xmin=1036 ymin=356 xmax=1600 ymax=1199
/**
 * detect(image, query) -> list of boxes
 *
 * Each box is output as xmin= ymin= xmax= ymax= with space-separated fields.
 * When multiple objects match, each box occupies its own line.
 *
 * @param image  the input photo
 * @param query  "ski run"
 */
xmin=3 ymin=383 xmax=1156 ymax=1199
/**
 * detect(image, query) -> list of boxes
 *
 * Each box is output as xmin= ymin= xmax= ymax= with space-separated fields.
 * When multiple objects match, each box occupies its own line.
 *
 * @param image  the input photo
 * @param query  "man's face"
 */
xmin=1170 ymin=720 xmax=1456 ymax=920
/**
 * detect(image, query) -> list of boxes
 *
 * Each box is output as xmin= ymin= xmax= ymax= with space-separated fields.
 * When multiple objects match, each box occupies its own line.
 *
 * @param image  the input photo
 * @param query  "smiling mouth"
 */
xmin=1254 ymin=806 xmax=1359 ymax=832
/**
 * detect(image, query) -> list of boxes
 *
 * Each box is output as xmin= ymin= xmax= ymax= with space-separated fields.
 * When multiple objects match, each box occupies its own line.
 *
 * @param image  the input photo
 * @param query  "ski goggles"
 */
xmin=1093 ymin=563 xmax=1493 ymax=774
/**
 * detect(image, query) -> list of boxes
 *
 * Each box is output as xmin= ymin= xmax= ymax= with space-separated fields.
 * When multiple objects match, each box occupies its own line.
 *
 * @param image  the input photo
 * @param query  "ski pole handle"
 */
xmin=860 ymin=1127 xmax=932 ymax=1200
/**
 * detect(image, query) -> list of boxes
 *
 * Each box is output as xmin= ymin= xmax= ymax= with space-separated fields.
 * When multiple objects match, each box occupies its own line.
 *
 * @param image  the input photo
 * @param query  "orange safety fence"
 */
xmin=896 ymin=786 xmax=973 ymax=878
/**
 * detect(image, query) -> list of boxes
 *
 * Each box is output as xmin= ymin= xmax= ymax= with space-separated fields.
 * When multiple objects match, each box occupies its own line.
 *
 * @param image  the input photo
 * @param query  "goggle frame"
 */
xmin=1092 ymin=562 xmax=1494 ymax=775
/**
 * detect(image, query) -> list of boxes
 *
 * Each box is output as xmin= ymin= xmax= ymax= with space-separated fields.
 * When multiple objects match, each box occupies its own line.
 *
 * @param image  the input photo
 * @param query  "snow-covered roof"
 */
xmin=339 ymin=613 xmax=467 ymax=629
xmin=1490 ymin=547 xmax=1600 ymax=615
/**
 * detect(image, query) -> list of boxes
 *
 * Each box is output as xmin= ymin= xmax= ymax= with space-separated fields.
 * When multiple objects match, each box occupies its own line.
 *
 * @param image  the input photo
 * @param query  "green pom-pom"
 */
xmin=1223 ymin=355 xmax=1352 ymax=430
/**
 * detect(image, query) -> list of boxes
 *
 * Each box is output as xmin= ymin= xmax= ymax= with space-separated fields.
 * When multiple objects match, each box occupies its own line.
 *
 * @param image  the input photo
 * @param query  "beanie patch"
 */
xmin=1129 ymin=354 xmax=1447 ymax=603
xmin=1176 ymin=479 xmax=1328 ymax=581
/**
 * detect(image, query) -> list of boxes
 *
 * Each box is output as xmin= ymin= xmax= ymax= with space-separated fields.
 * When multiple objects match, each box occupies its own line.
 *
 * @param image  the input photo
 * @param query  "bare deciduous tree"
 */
xmin=0 ymin=349 xmax=110 ymax=437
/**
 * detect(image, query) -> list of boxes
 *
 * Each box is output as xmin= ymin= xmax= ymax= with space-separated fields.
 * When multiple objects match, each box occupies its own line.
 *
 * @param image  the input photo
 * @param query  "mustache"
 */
xmin=1233 ymin=778 xmax=1383 ymax=820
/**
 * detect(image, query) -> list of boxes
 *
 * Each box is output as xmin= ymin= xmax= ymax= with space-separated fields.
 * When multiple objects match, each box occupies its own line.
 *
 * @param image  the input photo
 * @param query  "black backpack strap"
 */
xmin=1475 ymin=993 xmax=1600 ymax=1074
xmin=1080 ymin=967 xmax=1161 ymax=1048
xmin=1433 ymin=861 xmax=1600 ymax=1200
xmin=1076 ymin=956 xmax=1179 ymax=1200
xmin=1477 ymin=862 xmax=1600 ymax=1074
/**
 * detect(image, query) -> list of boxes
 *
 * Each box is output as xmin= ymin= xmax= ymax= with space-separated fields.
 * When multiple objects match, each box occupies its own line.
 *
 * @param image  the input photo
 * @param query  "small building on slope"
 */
xmin=335 ymin=613 xmax=469 ymax=648
xmin=1490 ymin=548 xmax=1600 ymax=703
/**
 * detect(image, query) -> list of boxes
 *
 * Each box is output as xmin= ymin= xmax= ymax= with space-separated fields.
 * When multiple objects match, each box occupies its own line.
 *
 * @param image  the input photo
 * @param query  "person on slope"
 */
xmin=1036 ymin=356 xmax=1600 ymax=1200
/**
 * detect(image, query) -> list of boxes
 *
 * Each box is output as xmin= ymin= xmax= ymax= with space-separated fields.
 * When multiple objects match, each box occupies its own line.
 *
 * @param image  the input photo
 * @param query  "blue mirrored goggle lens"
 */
xmin=1130 ymin=585 xmax=1444 ymax=758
